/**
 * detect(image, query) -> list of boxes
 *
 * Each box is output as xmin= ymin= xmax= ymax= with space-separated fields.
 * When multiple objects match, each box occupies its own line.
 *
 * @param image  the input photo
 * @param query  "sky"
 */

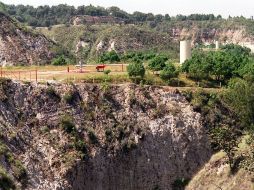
xmin=1 ymin=0 xmax=254 ymax=18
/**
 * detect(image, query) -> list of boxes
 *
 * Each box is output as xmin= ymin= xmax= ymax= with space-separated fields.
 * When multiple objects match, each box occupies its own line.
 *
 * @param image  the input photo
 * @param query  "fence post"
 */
xmin=67 ymin=66 xmax=69 ymax=73
xmin=35 ymin=70 xmax=37 ymax=83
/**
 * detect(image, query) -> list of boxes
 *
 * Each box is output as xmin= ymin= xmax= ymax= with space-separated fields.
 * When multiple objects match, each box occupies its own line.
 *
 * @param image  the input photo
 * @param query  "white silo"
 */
xmin=180 ymin=40 xmax=191 ymax=64
xmin=215 ymin=41 xmax=220 ymax=50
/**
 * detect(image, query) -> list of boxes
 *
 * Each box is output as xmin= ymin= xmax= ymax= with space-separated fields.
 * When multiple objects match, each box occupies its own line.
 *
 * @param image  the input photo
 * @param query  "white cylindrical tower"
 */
xmin=215 ymin=41 xmax=220 ymax=50
xmin=180 ymin=40 xmax=191 ymax=64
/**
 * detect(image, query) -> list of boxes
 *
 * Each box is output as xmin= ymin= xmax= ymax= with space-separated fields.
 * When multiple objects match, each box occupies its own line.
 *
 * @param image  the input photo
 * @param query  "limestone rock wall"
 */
xmin=0 ymin=13 xmax=55 ymax=66
xmin=0 ymin=80 xmax=211 ymax=189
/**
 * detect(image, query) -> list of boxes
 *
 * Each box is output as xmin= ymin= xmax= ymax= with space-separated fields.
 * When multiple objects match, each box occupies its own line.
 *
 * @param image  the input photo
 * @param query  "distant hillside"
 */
xmin=0 ymin=12 xmax=60 ymax=66
xmin=36 ymin=24 xmax=179 ymax=62
xmin=2 ymin=2 xmax=254 ymax=65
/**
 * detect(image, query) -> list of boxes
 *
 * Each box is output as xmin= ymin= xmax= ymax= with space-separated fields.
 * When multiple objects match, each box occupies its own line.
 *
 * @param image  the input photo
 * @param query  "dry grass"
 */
xmin=0 ymin=64 xmax=128 ymax=82
xmin=186 ymin=136 xmax=254 ymax=190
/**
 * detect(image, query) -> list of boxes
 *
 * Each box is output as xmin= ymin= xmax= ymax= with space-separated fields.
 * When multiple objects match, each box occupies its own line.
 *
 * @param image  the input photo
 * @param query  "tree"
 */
xmin=99 ymin=51 xmax=120 ymax=63
xmin=182 ymin=45 xmax=251 ymax=82
xmin=160 ymin=63 xmax=179 ymax=81
xmin=182 ymin=50 xmax=211 ymax=80
xmin=127 ymin=62 xmax=145 ymax=78
xmin=210 ymin=125 xmax=239 ymax=171
xmin=148 ymin=55 xmax=168 ymax=72
xmin=238 ymin=62 xmax=254 ymax=78
xmin=0 ymin=2 xmax=6 ymax=13
xmin=132 ymin=11 xmax=147 ymax=22
xmin=211 ymin=51 xmax=233 ymax=81
xmin=223 ymin=78 xmax=254 ymax=128
xmin=164 ymin=14 xmax=171 ymax=21
xmin=52 ymin=55 xmax=67 ymax=65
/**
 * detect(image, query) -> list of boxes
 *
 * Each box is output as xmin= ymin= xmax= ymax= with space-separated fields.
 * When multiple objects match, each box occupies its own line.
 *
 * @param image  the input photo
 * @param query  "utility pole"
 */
xmin=75 ymin=39 xmax=91 ymax=73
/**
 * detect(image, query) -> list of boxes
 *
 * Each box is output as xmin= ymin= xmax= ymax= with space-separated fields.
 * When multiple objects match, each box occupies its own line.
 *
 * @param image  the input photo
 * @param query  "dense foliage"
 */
xmin=51 ymin=55 xmax=67 ymax=65
xmin=182 ymin=44 xmax=251 ymax=81
xmin=223 ymin=78 xmax=254 ymax=129
xmin=99 ymin=51 xmax=120 ymax=63
xmin=1 ymin=2 xmax=224 ymax=27
xmin=160 ymin=63 xmax=179 ymax=81
xmin=127 ymin=62 xmax=145 ymax=78
xmin=148 ymin=55 xmax=168 ymax=72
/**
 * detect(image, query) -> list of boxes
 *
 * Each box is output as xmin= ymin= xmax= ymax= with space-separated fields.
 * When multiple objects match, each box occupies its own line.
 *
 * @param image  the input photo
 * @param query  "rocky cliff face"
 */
xmin=163 ymin=21 xmax=254 ymax=51
xmin=0 ymin=79 xmax=211 ymax=190
xmin=0 ymin=13 xmax=56 ymax=66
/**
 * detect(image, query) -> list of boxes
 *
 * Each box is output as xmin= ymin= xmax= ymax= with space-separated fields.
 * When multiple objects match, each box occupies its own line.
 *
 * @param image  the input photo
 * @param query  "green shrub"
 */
xmin=210 ymin=125 xmax=239 ymax=171
xmin=63 ymin=91 xmax=75 ymax=104
xmin=0 ymin=142 xmax=27 ymax=183
xmin=12 ymin=160 xmax=27 ymax=181
xmin=99 ymin=51 xmax=120 ymax=63
xmin=88 ymin=130 xmax=99 ymax=144
xmin=171 ymin=178 xmax=190 ymax=190
xmin=52 ymin=55 xmax=67 ymax=66
xmin=121 ymin=138 xmax=137 ymax=154
xmin=46 ymin=86 xmax=60 ymax=99
xmin=127 ymin=62 xmax=145 ymax=79
xmin=160 ymin=63 xmax=179 ymax=81
xmin=104 ymin=70 xmax=111 ymax=75
xmin=74 ymin=139 xmax=88 ymax=155
xmin=41 ymin=126 xmax=50 ymax=134
xmin=117 ymin=125 xmax=127 ymax=141
xmin=60 ymin=115 xmax=76 ymax=134
xmin=105 ymin=129 xmax=113 ymax=142
xmin=0 ymin=166 xmax=15 ymax=190
xmin=148 ymin=55 xmax=168 ymax=72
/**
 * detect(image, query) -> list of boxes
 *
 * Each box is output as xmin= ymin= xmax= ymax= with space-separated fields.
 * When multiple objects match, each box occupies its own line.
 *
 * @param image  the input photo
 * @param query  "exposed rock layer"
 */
xmin=0 ymin=13 xmax=55 ymax=66
xmin=0 ymin=80 xmax=211 ymax=189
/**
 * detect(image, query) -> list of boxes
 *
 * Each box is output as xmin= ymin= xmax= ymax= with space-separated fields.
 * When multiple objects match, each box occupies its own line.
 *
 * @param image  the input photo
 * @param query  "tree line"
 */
xmin=0 ymin=2 xmax=225 ymax=27
xmin=182 ymin=44 xmax=253 ymax=82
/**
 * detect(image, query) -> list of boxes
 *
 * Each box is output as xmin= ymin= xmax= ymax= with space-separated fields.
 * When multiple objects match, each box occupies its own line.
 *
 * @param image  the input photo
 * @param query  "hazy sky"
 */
xmin=1 ymin=0 xmax=254 ymax=17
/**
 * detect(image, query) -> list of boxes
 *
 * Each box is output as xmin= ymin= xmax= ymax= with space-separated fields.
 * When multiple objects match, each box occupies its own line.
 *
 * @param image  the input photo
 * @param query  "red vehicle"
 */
xmin=96 ymin=64 xmax=106 ymax=72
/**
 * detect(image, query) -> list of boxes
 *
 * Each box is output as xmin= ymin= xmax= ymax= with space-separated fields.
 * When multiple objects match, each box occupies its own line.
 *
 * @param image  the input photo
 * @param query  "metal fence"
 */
xmin=0 ymin=64 xmax=128 ymax=82
xmin=0 ymin=69 xmax=38 ymax=82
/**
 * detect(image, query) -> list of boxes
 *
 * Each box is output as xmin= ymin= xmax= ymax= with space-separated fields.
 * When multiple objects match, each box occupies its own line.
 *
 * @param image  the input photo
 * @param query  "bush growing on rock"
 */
xmin=46 ymin=86 xmax=60 ymax=100
xmin=121 ymin=138 xmax=137 ymax=154
xmin=63 ymin=91 xmax=75 ymax=104
xmin=171 ymin=178 xmax=190 ymax=189
xmin=210 ymin=125 xmax=239 ymax=171
xmin=105 ymin=128 xmax=114 ymax=142
xmin=60 ymin=115 xmax=76 ymax=134
xmin=0 ymin=166 xmax=16 ymax=190
xmin=88 ymin=130 xmax=99 ymax=144
xmin=74 ymin=139 xmax=88 ymax=155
